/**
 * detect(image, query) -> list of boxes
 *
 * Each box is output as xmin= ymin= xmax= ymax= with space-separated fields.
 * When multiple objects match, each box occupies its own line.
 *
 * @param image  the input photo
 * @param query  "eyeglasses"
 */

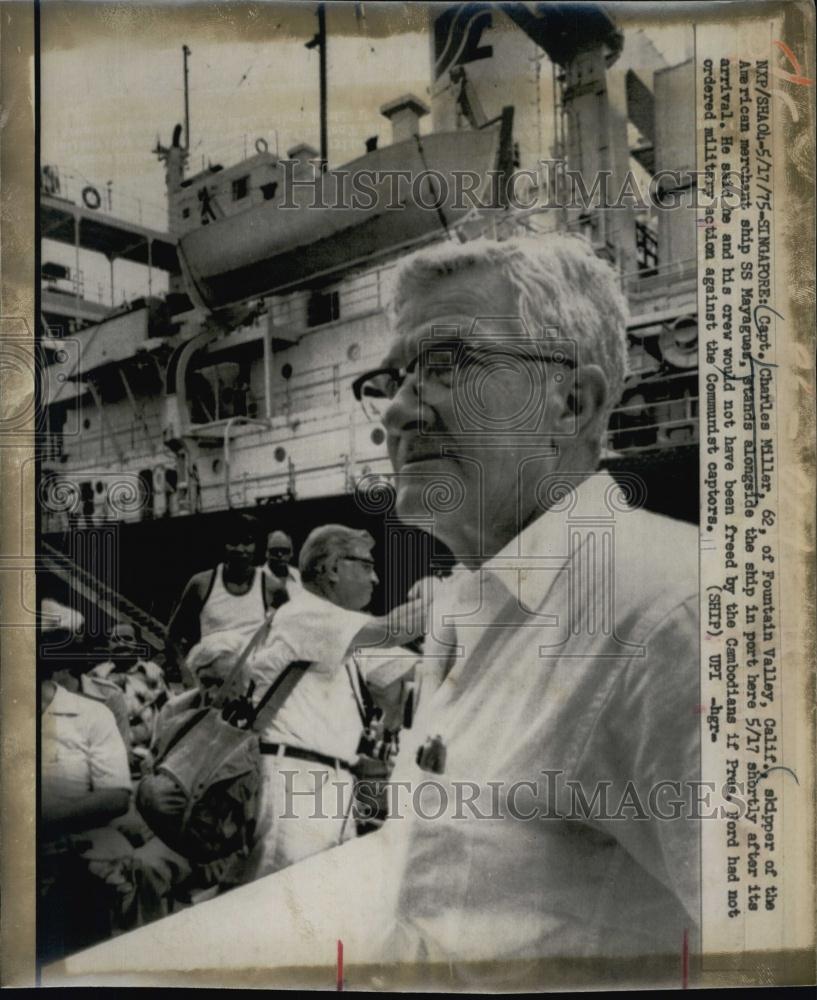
xmin=351 ymin=339 xmax=576 ymax=423
xmin=340 ymin=555 xmax=376 ymax=570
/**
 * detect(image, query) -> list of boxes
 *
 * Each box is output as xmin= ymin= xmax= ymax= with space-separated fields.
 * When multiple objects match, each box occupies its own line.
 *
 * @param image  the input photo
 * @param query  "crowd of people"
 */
xmin=38 ymin=521 xmax=424 ymax=962
xmin=39 ymin=236 xmax=699 ymax=981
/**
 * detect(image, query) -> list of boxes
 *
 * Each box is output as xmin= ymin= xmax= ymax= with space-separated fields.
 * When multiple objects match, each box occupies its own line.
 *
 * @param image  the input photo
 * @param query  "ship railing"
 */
xmin=53 ymin=409 xmax=166 ymax=465
xmin=41 ymin=165 xmax=168 ymax=232
xmin=271 ymin=359 xmax=375 ymax=417
xmin=269 ymin=261 xmax=396 ymax=332
xmin=620 ymin=256 xmax=698 ymax=298
xmin=43 ymin=271 xmax=111 ymax=308
xmin=605 ymin=368 xmax=699 ymax=455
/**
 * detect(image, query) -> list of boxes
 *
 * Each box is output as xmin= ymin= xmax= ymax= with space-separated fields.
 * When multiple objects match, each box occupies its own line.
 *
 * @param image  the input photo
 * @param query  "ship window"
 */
xmin=232 ymin=176 xmax=249 ymax=201
xmin=261 ymin=182 xmax=278 ymax=201
xmin=307 ymin=289 xmax=340 ymax=328
xmin=182 ymin=207 xmax=191 ymax=219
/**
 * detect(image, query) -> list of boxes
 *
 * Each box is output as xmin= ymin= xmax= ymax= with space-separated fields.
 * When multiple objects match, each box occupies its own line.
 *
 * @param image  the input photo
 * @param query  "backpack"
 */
xmin=136 ymin=618 xmax=309 ymax=863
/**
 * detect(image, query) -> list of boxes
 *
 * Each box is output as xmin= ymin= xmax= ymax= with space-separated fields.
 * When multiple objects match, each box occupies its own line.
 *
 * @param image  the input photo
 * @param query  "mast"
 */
xmin=183 ymin=44 xmax=192 ymax=151
xmin=305 ymin=3 xmax=328 ymax=171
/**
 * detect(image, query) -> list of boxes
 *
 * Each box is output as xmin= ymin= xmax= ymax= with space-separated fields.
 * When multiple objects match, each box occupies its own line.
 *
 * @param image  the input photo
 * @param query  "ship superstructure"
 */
xmin=40 ymin=4 xmax=699 ymax=638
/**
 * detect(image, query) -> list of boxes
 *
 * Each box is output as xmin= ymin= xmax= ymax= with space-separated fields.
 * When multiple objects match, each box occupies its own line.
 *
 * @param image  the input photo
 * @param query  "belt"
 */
xmin=259 ymin=741 xmax=352 ymax=773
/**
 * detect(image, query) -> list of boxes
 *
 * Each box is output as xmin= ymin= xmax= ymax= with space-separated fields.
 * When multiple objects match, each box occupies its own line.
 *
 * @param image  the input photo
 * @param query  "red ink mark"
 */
xmin=694 ymin=704 xmax=707 ymax=715
xmin=773 ymin=40 xmax=814 ymax=86
xmin=682 ymin=928 xmax=689 ymax=989
xmin=337 ymin=939 xmax=344 ymax=991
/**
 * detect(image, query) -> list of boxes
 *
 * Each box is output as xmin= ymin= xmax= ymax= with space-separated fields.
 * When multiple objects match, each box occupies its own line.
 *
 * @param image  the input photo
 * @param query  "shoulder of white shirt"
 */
xmin=48 ymin=682 xmax=117 ymax=720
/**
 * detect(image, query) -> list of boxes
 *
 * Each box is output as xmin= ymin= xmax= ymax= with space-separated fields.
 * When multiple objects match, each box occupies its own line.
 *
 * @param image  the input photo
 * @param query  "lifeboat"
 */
xmin=178 ymin=121 xmax=510 ymax=312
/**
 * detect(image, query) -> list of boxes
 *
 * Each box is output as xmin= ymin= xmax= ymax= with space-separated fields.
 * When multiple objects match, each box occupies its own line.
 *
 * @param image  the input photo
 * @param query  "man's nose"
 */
xmin=383 ymin=368 xmax=429 ymax=434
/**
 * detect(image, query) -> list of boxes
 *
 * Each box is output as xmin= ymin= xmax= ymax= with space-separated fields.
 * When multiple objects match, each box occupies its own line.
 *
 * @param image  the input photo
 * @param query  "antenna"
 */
xmin=183 ymin=44 xmax=192 ymax=151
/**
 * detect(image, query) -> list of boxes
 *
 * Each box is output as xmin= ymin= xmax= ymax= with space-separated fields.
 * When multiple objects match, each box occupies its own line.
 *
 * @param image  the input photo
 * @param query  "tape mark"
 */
xmin=772 ymin=40 xmax=814 ymax=86
xmin=682 ymin=927 xmax=689 ymax=989
xmin=337 ymin=938 xmax=344 ymax=991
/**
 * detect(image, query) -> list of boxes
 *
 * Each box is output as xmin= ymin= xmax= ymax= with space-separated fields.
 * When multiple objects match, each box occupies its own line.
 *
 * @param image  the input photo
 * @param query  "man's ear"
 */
xmin=549 ymin=363 xmax=609 ymax=438
xmin=323 ymin=558 xmax=340 ymax=584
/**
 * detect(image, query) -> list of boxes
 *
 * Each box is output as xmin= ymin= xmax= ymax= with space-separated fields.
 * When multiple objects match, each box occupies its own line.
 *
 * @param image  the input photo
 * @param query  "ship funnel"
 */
xmin=380 ymin=94 xmax=430 ymax=144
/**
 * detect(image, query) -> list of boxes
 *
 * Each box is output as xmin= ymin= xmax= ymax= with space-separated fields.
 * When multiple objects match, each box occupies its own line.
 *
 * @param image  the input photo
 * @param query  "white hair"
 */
xmin=186 ymin=630 xmax=246 ymax=677
xmin=388 ymin=235 xmax=630 ymax=452
xmin=299 ymin=524 xmax=374 ymax=584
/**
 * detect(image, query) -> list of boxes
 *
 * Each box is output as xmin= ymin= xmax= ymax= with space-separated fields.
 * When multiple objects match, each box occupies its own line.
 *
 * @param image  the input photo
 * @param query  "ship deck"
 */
xmin=41 ymin=193 xmax=180 ymax=273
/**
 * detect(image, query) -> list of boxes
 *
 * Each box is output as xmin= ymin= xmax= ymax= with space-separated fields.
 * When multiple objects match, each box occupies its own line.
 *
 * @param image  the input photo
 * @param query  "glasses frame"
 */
xmin=352 ymin=339 xmax=577 ymax=423
xmin=338 ymin=555 xmax=377 ymax=570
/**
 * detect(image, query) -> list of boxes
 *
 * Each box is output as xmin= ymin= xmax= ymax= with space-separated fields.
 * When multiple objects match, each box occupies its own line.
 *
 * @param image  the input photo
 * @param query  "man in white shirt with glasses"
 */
xmin=244 ymin=524 xmax=424 ymax=880
xmin=351 ymin=235 xmax=700 ymax=985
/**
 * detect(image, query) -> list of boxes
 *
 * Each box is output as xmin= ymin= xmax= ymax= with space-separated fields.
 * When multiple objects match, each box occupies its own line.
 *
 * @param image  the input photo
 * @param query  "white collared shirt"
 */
xmin=381 ymin=471 xmax=701 ymax=966
xmin=42 ymin=684 xmax=131 ymax=803
xmin=249 ymin=588 xmax=372 ymax=762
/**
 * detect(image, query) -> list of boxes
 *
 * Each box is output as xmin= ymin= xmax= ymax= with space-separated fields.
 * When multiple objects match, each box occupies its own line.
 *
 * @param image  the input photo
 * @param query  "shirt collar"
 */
xmin=448 ymin=470 xmax=619 ymax=610
xmin=44 ymin=682 xmax=80 ymax=717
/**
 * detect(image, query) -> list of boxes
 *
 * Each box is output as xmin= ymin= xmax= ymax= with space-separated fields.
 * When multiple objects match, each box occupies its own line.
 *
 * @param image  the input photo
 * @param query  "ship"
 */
xmin=39 ymin=3 xmax=699 ymax=655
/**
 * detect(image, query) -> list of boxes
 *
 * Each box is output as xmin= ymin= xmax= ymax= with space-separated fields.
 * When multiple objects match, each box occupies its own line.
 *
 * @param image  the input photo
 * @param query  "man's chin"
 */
xmin=394 ymin=461 xmax=465 ymax=524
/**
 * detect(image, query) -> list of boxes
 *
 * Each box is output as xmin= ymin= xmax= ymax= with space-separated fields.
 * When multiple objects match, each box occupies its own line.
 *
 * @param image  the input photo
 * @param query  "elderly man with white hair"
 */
xmin=350 ymin=235 xmax=700 ymax=981
xmin=130 ymin=630 xmax=251 ymax=924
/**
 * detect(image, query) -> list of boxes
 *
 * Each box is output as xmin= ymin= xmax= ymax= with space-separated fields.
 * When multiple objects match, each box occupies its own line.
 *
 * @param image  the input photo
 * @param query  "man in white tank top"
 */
xmin=165 ymin=514 xmax=287 ymax=679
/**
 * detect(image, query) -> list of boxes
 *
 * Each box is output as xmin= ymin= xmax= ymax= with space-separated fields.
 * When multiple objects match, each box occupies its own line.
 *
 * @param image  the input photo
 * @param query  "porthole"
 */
xmin=281 ymin=363 xmax=293 ymax=380
xmin=370 ymin=427 xmax=385 ymax=445
xmin=274 ymin=446 xmax=287 ymax=462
